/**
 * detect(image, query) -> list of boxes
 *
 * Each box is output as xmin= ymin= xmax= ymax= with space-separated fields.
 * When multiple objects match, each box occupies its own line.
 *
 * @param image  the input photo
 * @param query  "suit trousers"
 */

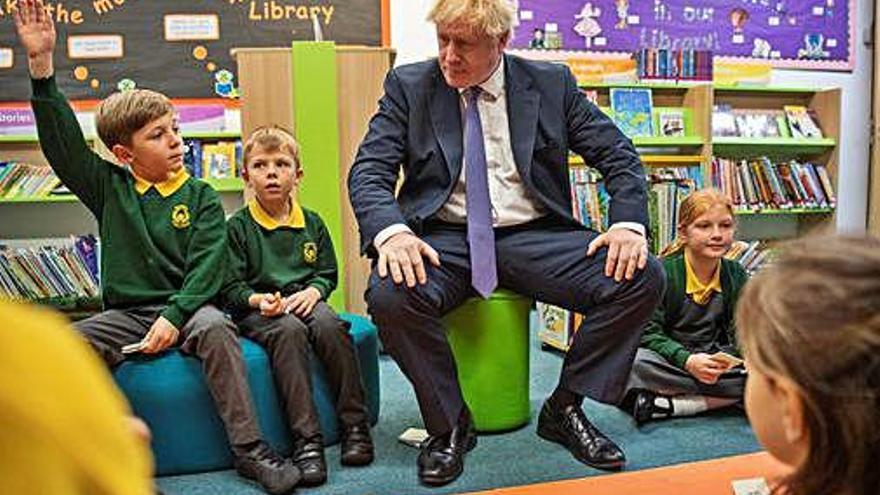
xmin=235 ymin=302 xmax=370 ymax=445
xmin=74 ymin=304 xmax=262 ymax=449
xmin=366 ymin=218 xmax=665 ymax=435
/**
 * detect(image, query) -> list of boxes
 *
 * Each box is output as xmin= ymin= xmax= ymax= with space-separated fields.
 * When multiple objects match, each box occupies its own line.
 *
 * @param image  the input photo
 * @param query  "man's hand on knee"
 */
xmin=377 ymin=232 xmax=441 ymax=287
xmin=586 ymin=229 xmax=648 ymax=282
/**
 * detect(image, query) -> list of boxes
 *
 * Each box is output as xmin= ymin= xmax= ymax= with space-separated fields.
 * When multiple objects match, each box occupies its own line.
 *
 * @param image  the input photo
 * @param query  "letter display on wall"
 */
xmin=510 ymin=0 xmax=855 ymax=71
xmin=0 ymin=0 xmax=385 ymax=100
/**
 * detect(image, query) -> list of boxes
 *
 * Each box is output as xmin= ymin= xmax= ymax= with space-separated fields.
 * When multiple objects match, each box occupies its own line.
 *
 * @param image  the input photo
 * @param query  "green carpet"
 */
xmin=157 ymin=313 xmax=760 ymax=494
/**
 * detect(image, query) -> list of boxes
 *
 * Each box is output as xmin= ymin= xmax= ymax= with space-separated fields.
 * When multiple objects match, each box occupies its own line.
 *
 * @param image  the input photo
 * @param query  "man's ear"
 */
xmin=111 ymin=143 xmax=134 ymax=165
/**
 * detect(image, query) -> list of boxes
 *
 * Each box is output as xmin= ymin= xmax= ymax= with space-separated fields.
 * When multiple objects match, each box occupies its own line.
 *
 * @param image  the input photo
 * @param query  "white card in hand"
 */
xmin=732 ymin=477 xmax=770 ymax=495
xmin=121 ymin=341 xmax=148 ymax=354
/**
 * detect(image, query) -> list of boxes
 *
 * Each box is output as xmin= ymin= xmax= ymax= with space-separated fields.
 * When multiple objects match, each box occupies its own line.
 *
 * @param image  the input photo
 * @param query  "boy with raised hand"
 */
xmin=13 ymin=2 xmax=300 ymax=493
xmin=222 ymin=126 xmax=374 ymax=487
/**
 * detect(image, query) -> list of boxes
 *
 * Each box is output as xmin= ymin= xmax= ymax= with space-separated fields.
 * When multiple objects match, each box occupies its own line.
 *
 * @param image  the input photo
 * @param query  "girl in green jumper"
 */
xmin=622 ymin=188 xmax=749 ymax=425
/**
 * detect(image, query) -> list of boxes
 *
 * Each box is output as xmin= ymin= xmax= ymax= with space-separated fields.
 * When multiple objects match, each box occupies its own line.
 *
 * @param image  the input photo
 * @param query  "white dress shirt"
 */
xmin=373 ymin=59 xmax=644 ymax=249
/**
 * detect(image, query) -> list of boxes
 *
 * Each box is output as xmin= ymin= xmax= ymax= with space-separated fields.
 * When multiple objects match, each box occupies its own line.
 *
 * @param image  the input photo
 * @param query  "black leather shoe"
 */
xmin=233 ymin=441 xmax=301 ymax=495
xmin=632 ymin=389 xmax=674 ymax=426
xmin=536 ymin=400 xmax=626 ymax=471
xmin=417 ymin=414 xmax=477 ymax=486
xmin=292 ymin=440 xmax=327 ymax=487
xmin=341 ymin=423 xmax=374 ymax=466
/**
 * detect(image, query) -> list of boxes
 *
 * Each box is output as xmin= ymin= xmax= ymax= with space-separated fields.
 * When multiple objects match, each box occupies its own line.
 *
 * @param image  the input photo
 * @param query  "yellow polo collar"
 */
xmin=685 ymin=253 xmax=722 ymax=305
xmin=248 ymin=198 xmax=305 ymax=230
xmin=133 ymin=167 xmax=189 ymax=197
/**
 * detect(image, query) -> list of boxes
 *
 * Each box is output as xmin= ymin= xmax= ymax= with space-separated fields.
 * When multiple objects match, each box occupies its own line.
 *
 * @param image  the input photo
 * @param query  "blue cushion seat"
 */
xmin=113 ymin=313 xmax=380 ymax=476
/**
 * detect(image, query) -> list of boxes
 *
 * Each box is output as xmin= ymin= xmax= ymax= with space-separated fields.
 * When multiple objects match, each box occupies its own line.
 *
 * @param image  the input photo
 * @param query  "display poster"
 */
xmin=0 ymin=0 xmax=386 ymax=100
xmin=511 ymin=0 xmax=855 ymax=71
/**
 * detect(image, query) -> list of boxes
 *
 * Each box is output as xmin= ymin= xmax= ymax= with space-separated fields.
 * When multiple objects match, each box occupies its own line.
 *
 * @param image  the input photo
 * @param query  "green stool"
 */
xmin=445 ymin=290 xmax=532 ymax=432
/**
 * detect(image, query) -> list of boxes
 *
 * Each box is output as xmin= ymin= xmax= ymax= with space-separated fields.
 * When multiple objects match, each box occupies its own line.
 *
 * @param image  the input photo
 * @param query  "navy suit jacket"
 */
xmin=348 ymin=54 xmax=647 ymax=257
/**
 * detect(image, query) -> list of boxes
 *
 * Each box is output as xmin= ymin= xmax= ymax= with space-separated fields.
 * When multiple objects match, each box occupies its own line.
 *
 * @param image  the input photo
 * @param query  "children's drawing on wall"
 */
xmin=729 ymin=7 xmax=749 ymax=34
xmin=507 ymin=0 xmax=854 ymax=71
xmin=752 ymin=38 xmax=772 ymax=58
xmin=574 ymin=2 xmax=602 ymax=48
xmin=529 ymin=28 xmax=545 ymax=49
xmin=797 ymin=33 xmax=830 ymax=59
xmin=615 ymin=0 xmax=629 ymax=29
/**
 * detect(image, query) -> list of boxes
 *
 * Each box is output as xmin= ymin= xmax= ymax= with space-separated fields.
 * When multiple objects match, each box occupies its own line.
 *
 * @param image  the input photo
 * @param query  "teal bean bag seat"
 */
xmin=113 ymin=313 xmax=380 ymax=476
xmin=445 ymin=291 xmax=532 ymax=432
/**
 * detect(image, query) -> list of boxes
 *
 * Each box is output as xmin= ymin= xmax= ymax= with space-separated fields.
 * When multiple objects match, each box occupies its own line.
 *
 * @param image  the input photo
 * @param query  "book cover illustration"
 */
xmin=610 ymin=88 xmax=654 ymax=138
xmin=712 ymin=104 xmax=738 ymax=137
xmin=656 ymin=108 xmax=686 ymax=137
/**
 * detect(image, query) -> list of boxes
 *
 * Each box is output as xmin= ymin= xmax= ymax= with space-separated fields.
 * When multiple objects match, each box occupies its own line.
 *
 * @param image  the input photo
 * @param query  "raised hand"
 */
xmin=13 ymin=0 xmax=56 ymax=78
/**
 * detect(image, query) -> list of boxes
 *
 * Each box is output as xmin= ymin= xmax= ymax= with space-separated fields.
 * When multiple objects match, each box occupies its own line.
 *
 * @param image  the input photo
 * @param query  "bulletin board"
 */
xmin=0 ymin=0 xmax=389 ymax=100
xmin=510 ymin=0 xmax=855 ymax=71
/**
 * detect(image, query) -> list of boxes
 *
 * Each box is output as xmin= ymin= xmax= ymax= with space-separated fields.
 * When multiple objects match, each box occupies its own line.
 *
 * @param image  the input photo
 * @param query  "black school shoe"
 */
xmin=536 ymin=400 xmax=626 ymax=471
xmin=341 ymin=423 xmax=375 ymax=466
xmin=631 ymin=389 xmax=675 ymax=426
xmin=233 ymin=441 xmax=301 ymax=495
xmin=291 ymin=439 xmax=327 ymax=487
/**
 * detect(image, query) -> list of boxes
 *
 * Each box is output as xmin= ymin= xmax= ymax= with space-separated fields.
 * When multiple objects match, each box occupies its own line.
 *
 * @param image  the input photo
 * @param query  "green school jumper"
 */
xmin=30 ymin=77 xmax=227 ymax=328
xmin=222 ymin=199 xmax=337 ymax=313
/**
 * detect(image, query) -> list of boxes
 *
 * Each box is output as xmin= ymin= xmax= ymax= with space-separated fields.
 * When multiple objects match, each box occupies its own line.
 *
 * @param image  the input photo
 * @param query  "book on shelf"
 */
xmin=711 ymin=157 xmax=836 ymax=211
xmin=610 ymin=88 xmax=654 ymax=138
xmin=655 ymin=108 xmax=686 ymax=137
xmin=184 ymin=138 xmax=243 ymax=180
xmin=733 ymin=109 xmax=785 ymax=138
xmin=0 ymin=162 xmax=63 ymax=199
xmin=783 ymin=105 xmax=823 ymax=139
xmin=712 ymin=104 xmax=738 ymax=137
xmin=0 ymin=235 xmax=100 ymax=303
xmin=726 ymin=240 xmax=775 ymax=275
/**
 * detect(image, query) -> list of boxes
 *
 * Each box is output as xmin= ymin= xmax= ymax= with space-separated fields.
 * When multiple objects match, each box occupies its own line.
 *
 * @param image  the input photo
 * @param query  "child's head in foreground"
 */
xmin=735 ymin=235 xmax=880 ymax=495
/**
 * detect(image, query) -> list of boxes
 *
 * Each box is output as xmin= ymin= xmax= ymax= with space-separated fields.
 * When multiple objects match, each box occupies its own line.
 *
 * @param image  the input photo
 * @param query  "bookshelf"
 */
xmin=0 ymin=123 xmax=244 ymax=317
xmin=540 ymin=82 xmax=840 ymax=352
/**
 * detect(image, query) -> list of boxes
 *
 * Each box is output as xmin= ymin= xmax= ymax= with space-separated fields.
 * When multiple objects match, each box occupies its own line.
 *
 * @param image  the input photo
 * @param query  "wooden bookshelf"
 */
xmin=544 ymin=81 xmax=841 ymax=351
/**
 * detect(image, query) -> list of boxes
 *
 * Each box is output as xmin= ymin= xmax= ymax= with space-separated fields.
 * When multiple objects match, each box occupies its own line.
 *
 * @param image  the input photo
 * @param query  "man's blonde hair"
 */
xmin=427 ymin=0 xmax=515 ymax=38
xmin=243 ymin=125 xmax=301 ymax=168
xmin=95 ymin=89 xmax=174 ymax=149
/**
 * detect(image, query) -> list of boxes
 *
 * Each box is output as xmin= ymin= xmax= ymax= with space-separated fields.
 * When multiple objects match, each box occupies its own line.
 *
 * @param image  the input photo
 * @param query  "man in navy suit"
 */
xmin=349 ymin=0 xmax=664 ymax=486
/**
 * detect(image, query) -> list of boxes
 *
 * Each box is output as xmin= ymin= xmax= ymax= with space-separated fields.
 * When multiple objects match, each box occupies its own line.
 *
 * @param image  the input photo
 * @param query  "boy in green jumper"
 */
xmin=223 ymin=126 xmax=374 ymax=487
xmin=13 ymin=2 xmax=300 ymax=494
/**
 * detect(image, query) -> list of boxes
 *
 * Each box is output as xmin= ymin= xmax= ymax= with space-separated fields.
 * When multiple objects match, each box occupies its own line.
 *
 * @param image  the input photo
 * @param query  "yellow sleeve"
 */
xmin=0 ymin=301 xmax=153 ymax=495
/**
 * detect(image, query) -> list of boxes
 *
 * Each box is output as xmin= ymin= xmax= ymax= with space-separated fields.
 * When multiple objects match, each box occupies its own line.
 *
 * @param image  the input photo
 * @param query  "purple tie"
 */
xmin=464 ymin=87 xmax=498 ymax=298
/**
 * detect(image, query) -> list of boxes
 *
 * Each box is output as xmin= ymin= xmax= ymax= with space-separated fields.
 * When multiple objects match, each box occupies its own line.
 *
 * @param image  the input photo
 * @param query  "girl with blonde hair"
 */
xmin=621 ymin=188 xmax=749 ymax=424
xmin=737 ymin=235 xmax=880 ymax=495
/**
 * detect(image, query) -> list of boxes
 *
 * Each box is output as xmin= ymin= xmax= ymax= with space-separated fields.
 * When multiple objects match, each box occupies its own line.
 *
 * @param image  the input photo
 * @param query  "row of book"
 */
xmin=0 ymin=161 xmax=65 ymax=199
xmin=634 ymin=49 xmax=714 ymax=82
xmin=710 ymin=157 xmax=836 ymax=211
xmin=570 ymin=164 xmax=704 ymax=254
xmin=725 ymin=240 xmax=775 ymax=275
xmin=713 ymin=105 xmax=823 ymax=139
xmin=183 ymin=139 xmax=243 ymax=180
xmin=0 ymin=235 xmax=100 ymax=302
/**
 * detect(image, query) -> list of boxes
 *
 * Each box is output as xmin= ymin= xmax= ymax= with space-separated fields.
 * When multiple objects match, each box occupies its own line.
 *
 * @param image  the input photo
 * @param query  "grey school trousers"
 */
xmin=74 ymin=304 xmax=262 ymax=450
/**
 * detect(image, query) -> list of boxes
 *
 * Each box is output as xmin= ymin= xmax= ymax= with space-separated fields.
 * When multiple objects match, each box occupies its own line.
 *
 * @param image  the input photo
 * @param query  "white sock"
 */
xmin=668 ymin=395 xmax=709 ymax=417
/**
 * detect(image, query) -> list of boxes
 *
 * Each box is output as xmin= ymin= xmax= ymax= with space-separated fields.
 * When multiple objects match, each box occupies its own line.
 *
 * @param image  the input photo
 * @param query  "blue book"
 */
xmin=610 ymin=88 xmax=654 ymax=137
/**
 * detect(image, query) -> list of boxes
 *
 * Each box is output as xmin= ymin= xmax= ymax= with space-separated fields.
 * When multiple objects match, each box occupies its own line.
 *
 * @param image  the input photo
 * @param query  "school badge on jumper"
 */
xmin=303 ymin=242 xmax=318 ymax=264
xmin=171 ymin=204 xmax=191 ymax=229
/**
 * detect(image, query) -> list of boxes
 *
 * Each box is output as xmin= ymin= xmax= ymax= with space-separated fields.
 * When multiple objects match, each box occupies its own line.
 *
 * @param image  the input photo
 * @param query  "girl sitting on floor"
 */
xmin=736 ymin=235 xmax=880 ymax=495
xmin=621 ymin=188 xmax=749 ymax=424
